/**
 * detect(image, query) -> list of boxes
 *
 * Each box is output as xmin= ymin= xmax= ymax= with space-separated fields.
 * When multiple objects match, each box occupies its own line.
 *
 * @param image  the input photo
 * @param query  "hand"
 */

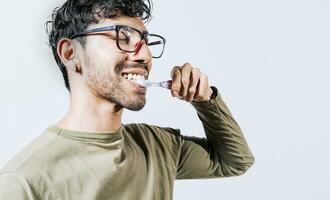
xmin=170 ymin=63 xmax=213 ymax=102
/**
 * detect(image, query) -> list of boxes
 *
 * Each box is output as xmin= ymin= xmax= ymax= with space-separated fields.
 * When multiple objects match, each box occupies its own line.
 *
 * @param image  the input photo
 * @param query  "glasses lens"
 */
xmin=146 ymin=35 xmax=165 ymax=58
xmin=117 ymin=26 xmax=165 ymax=58
xmin=117 ymin=26 xmax=140 ymax=52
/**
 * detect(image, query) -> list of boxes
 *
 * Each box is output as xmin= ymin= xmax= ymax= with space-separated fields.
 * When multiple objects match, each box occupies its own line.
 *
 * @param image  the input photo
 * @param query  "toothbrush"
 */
xmin=133 ymin=79 xmax=172 ymax=89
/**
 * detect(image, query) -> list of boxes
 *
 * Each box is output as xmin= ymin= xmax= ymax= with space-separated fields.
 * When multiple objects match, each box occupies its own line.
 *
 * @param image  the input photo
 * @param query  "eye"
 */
xmin=118 ymin=30 xmax=131 ymax=44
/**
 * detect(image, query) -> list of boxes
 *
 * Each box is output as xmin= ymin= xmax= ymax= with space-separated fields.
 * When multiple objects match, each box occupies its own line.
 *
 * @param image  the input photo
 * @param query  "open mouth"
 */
xmin=122 ymin=73 xmax=146 ymax=82
xmin=121 ymin=72 xmax=149 ymax=92
xmin=120 ymin=67 xmax=149 ymax=92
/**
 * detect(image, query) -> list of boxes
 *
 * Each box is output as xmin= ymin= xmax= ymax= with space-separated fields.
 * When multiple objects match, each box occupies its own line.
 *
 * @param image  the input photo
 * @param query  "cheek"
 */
xmin=84 ymin=39 xmax=125 ymax=76
xmin=85 ymin=57 xmax=112 ymax=83
xmin=86 ymin=37 xmax=122 ymax=62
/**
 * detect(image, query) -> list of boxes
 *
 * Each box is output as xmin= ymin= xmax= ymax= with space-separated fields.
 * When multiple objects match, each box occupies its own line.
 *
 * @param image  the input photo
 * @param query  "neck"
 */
xmin=56 ymin=87 xmax=123 ymax=133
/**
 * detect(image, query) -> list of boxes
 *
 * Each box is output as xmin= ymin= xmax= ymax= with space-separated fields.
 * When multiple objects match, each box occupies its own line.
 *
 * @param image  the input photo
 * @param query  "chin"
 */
xmin=105 ymin=93 xmax=146 ymax=111
xmin=95 ymin=84 xmax=146 ymax=111
xmin=124 ymin=100 xmax=146 ymax=111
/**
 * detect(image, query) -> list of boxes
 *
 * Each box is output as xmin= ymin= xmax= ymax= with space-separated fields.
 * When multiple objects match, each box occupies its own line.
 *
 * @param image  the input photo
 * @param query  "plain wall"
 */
xmin=0 ymin=0 xmax=329 ymax=199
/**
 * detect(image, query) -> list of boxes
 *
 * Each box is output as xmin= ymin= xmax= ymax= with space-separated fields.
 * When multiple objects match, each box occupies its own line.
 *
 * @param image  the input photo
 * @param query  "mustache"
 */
xmin=115 ymin=62 xmax=148 ymax=74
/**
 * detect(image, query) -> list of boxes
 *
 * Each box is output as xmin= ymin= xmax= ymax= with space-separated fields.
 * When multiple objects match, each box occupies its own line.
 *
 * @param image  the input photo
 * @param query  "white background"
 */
xmin=1 ymin=0 xmax=329 ymax=199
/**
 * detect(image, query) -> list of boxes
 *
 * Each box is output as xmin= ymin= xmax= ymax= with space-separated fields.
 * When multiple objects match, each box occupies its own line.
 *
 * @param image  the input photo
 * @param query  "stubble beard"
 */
xmin=84 ymin=59 xmax=146 ymax=111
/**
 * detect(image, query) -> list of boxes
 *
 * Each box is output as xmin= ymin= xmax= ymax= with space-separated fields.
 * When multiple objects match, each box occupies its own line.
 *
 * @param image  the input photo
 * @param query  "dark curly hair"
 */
xmin=46 ymin=0 xmax=152 ymax=92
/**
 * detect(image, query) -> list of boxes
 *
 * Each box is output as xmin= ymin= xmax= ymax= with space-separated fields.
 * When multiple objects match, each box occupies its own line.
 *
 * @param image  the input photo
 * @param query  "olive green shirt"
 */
xmin=0 ymin=87 xmax=254 ymax=200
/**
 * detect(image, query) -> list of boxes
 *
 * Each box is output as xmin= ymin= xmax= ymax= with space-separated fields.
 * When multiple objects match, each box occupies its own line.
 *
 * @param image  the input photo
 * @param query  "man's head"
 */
xmin=47 ymin=0 xmax=164 ymax=111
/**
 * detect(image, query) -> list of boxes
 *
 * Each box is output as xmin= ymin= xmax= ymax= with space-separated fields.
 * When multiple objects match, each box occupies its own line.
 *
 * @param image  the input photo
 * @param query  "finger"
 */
xmin=185 ymin=68 xmax=201 ymax=102
xmin=179 ymin=63 xmax=192 ymax=98
xmin=170 ymin=66 xmax=180 ymax=78
xmin=194 ymin=79 xmax=201 ymax=99
xmin=194 ymin=74 xmax=209 ymax=100
xmin=170 ymin=66 xmax=181 ymax=97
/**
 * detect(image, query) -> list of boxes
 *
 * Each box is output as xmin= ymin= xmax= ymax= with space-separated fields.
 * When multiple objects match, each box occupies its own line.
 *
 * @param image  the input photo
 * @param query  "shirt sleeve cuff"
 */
xmin=191 ymin=86 xmax=220 ymax=107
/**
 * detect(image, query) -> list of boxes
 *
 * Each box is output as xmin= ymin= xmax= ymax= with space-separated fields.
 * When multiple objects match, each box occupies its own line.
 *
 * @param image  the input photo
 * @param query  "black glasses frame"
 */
xmin=69 ymin=25 xmax=166 ymax=58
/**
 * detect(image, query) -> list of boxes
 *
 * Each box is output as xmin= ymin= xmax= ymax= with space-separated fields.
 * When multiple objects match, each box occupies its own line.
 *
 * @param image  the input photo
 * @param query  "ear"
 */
xmin=57 ymin=38 xmax=80 ymax=72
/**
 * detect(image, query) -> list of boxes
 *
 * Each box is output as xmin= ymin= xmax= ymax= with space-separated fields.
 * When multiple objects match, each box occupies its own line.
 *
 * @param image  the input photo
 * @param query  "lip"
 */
xmin=122 ymin=76 xmax=147 ymax=94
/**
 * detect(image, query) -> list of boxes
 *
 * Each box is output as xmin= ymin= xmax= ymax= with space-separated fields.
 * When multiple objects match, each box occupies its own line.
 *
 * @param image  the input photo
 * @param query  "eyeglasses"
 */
xmin=69 ymin=25 xmax=166 ymax=59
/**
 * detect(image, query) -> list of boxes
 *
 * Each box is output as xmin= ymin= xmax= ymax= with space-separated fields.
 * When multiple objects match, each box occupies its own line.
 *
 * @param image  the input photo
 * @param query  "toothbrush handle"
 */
xmin=158 ymin=80 xmax=172 ymax=89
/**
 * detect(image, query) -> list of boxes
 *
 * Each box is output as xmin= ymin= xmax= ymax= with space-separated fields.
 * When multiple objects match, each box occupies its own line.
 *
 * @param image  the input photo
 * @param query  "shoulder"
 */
xmin=123 ymin=123 xmax=184 ymax=149
xmin=124 ymin=123 xmax=180 ymax=134
xmin=123 ymin=123 xmax=183 ymax=171
xmin=124 ymin=123 xmax=181 ymax=140
xmin=0 ymin=127 xmax=64 ymax=199
xmin=0 ymin=126 xmax=63 ymax=175
xmin=0 ymin=172 xmax=29 ymax=199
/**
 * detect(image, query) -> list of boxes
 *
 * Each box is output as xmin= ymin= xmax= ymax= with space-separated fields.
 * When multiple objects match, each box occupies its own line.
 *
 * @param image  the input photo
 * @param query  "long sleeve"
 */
xmin=175 ymin=86 xmax=254 ymax=179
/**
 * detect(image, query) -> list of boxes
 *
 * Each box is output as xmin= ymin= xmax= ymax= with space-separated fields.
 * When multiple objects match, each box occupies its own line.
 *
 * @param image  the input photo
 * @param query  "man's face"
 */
xmin=78 ymin=16 xmax=152 ymax=111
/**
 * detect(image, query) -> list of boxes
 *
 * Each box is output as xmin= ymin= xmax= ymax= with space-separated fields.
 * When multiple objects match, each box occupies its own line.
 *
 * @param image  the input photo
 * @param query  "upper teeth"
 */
xmin=123 ymin=73 xmax=146 ymax=81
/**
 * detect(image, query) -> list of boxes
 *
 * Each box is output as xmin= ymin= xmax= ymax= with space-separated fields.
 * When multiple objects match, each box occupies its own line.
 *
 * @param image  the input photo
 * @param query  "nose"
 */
xmin=129 ymin=40 xmax=152 ymax=63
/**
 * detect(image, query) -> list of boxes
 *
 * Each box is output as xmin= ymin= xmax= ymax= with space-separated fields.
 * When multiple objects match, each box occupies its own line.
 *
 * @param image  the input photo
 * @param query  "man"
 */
xmin=0 ymin=0 xmax=254 ymax=199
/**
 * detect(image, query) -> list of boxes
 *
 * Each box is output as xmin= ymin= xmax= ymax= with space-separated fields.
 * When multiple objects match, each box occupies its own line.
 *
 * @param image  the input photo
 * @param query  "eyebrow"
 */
xmin=110 ymin=23 xmax=149 ymax=34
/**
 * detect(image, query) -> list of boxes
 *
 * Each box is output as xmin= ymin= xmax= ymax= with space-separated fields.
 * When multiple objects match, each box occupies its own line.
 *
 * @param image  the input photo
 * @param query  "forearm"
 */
xmin=191 ymin=86 xmax=255 ymax=176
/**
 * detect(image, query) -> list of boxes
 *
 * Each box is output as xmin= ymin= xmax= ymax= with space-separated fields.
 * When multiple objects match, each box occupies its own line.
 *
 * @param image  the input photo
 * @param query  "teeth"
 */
xmin=128 ymin=74 xmax=133 ymax=80
xmin=123 ymin=73 xmax=146 ymax=81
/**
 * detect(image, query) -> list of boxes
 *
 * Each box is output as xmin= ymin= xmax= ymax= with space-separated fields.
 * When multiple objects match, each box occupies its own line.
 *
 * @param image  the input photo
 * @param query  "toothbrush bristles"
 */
xmin=133 ymin=79 xmax=172 ymax=89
